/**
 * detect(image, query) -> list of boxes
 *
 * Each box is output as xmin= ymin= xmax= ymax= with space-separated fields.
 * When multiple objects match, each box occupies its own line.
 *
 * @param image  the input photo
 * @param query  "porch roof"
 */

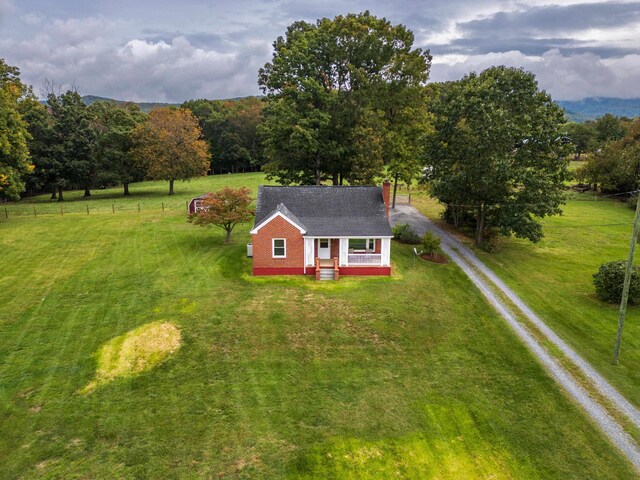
xmin=254 ymin=185 xmax=392 ymax=237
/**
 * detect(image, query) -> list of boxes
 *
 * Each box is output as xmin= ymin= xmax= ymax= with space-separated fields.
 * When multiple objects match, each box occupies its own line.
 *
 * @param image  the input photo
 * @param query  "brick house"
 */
xmin=250 ymin=182 xmax=393 ymax=279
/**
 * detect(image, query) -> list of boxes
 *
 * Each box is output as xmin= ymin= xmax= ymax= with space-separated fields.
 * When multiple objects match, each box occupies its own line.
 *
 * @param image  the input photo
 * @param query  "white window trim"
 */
xmin=348 ymin=238 xmax=376 ymax=252
xmin=272 ymin=238 xmax=286 ymax=258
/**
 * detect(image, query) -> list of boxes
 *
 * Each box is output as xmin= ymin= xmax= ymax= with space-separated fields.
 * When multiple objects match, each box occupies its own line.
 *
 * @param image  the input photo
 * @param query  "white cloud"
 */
xmin=429 ymin=48 xmax=640 ymax=100
xmin=0 ymin=0 xmax=13 ymax=17
xmin=20 ymin=12 xmax=44 ymax=25
xmin=1 ymin=2 xmax=639 ymax=101
xmin=2 ymin=15 xmax=270 ymax=102
xmin=118 ymin=39 xmax=172 ymax=60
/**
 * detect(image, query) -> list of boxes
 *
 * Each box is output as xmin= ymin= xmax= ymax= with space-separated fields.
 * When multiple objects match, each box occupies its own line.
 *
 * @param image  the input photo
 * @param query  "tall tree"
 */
xmin=18 ymin=93 xmax=52 ymax=197
xmin=89 ymin=101 xmax=146 ymax=195
xmin=132 ymin=108 xmax=210 ymax=195
xmin=425 ymin=66 xmax=570 ymax=246
xmin=565 ymin=122 xmax=596 ymax=160
xmin=0 ymin=59 xmax=33 ymax=201
xmin=183 ymin=97 xmax=264 ymax=174
xmin=577 ymin=118 xmax=640 ymax=193
xmin=43 ymin=90 xmax=97 ymax=201
xmin=258 ymin=12 xmax=431 ymax=185
xmin=594 ymin=113 xmax=626 ymax=144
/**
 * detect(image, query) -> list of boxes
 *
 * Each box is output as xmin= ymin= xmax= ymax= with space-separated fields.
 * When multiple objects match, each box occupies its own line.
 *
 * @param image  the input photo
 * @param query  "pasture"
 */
xmin=0 ymin=174 xmax=636 ymax=478
xmin=413 ymin=185 xmax=640 ymax=408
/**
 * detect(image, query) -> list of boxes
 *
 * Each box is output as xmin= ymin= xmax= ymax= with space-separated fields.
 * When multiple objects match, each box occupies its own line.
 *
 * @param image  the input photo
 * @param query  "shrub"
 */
xmin=592 ymin=260 xmax=640 ymax=304
xmin=478 ymin=228 xmax=500 ymax=253
xmin=421 ymin=232 xmax=442 ymax=256
xmin=392 ymin=223 xmax=421 ymax=244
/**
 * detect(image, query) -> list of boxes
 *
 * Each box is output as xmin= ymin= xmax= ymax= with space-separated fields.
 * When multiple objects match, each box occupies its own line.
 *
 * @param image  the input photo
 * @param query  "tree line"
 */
xmin=0 ymin=59 xmax=265 ymax=200
xmin=3 ymin=11 xmax=639 ymax=248
xmin=565 ymin=115 xmax=640 ymax=193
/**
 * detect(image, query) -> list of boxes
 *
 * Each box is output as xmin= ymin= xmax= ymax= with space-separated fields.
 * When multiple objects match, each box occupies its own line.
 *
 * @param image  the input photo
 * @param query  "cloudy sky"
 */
xmin=1 ymin=0 xmax=639 ymax=102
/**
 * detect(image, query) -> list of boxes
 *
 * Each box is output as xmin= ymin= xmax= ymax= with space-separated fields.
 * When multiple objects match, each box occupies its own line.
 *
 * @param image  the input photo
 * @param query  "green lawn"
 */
xmin=0 ymin=175 xmax=637 ymax=478
xmin=414 ymin=189 xmax=640 ymax=409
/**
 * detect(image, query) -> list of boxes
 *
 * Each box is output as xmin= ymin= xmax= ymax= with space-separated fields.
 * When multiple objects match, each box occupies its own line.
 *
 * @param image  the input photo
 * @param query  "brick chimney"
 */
xmin=382 ymin=180 xmax=391 ymax=218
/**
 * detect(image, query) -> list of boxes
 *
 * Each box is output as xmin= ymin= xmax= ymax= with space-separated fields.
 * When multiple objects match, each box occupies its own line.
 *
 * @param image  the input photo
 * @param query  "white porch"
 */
xmin=304 ymin=237 xmax=391 ymax=270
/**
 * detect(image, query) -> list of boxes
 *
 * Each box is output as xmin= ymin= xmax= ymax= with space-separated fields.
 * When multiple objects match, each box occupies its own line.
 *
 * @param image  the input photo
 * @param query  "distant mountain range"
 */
xmin=556 ymin=97 xmax=640 ymax=122
xmin=78 ymin=95 xmax=640 ymax=122
xmin=80 ymin=95 xmax=180 ymax=113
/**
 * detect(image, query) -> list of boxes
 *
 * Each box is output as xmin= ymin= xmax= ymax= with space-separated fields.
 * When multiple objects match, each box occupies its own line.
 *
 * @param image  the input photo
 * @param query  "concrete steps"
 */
xmin=318 ymin=269 xmax=335 ymax=281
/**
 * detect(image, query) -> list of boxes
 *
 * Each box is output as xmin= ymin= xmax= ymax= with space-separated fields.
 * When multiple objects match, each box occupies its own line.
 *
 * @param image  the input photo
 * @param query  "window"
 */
xmin=272 ymin=238 xmax=286 ymax=258
xmin=320 ymin=239 xmax=329 ymax=248
xmin=348 ymin=238 xmax=375 ymax=251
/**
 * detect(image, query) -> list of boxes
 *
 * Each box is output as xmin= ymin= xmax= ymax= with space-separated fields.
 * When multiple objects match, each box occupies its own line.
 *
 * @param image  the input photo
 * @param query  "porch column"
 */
xmin=304 ymin=237 xmax=315 ymax=267
xmin=381 ymin=238 xmax=391 ymax=266
xmin=339 ymin=238 xmax=348 ymax=266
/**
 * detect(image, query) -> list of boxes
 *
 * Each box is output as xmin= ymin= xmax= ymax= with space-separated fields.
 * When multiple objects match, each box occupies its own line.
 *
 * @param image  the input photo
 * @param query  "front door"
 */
xmin=318 ymin=239 xmax=331 ymax=259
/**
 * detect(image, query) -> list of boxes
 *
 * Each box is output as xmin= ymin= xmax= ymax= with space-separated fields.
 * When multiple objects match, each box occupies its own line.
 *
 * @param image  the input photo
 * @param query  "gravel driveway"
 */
xmin=390 ymin=203 xmax=640 ymax=470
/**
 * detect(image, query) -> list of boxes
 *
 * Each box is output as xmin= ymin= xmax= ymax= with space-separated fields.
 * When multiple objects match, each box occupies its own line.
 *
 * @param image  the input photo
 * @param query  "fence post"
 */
xmin=4 ymin=207 xmax=7 ymax=219
xmin=162 ymin=201 xmax=165 ymax=212
xmin=112 ymin=203 xmax=115 ymax=214
xmin=186 ymin=200 xmax=188 ymax=212
xmin=138 ymin=203 xmax=141 ymax=213
xmin=60 ymin=205 xmax=63 ymax=216
xmin=33 ymin=206 xmax=36 ymax=217
xmin=86 ymin=205 xmax=89 ymax=215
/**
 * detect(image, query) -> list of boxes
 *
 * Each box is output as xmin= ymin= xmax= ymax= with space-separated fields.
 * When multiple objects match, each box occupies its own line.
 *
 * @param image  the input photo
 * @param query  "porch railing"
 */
xmin=347 ymin=253 xmax=382 ymax=265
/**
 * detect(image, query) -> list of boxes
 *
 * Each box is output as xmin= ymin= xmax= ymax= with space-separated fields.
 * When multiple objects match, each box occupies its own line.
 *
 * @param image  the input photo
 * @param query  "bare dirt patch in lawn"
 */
xmin=81 ymin=321 xmax=181 ymax=394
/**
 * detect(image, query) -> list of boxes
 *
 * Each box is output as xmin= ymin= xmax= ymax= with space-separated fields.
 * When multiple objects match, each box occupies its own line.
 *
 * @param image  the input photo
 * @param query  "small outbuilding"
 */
xmin=250 ymin=182 xmax=393 ymax=279
xmin=188 ymin=194 xmax=207 ymax=215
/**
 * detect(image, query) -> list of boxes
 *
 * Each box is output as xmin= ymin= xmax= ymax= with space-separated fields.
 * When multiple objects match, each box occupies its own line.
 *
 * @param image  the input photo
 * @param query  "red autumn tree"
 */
xmin=188 ymin=187 xmax=254 ymax=243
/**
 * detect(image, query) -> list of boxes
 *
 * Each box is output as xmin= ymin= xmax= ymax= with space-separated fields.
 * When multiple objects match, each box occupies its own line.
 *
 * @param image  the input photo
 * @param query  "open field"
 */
xmin=413 ymin=188 xmax=640 ymax=409
xmin=0 ymin=175 xmax=637 ymax=478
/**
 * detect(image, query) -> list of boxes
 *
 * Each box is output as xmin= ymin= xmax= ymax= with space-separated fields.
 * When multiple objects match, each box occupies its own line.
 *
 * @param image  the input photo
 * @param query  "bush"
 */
xmin=478 ymin=228 xmax=500 ymax=253
xmin=421 ymin=232 xmax=441 ymax=256
xmin=593 ymin=260 xmax=640 ymax=304
xmin=392 ymin=223 xmax=421 ymax=244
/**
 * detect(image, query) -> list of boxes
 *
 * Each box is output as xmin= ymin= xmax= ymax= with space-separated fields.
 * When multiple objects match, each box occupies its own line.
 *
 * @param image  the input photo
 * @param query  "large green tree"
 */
xmin=0 ymin=59 xmax=33 ymax=200
xmin=18 ymin=93 xmax=52 ymax=197
xmin=577 ymin=118 xmax=640 ymax=193
xmin=425 ymin=66 xmax=570 ymax=246
xmin=89 ymin=101 xmax=147 ymax=195
xmin=183 ymin=97 xmax=263 ymax=174
xmin=564 ymin=122 xmax=596 ymax=160
xmin=594 ymin=113 xmax=626 ymax=144
xmin=258 ymin=12 xmax=431 ymax=185
xmin=36 ymin=90 xmax=97 ymax=201
xmin=132 ymin=108 xmax=210 ymax=195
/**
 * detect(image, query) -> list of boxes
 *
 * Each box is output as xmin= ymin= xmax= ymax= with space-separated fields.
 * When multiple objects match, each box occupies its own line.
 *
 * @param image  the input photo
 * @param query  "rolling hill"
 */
xmin=557 ymin=97 xmax=640 ymax=122
xmin=78 ymin=95 xmax=640 ymax=122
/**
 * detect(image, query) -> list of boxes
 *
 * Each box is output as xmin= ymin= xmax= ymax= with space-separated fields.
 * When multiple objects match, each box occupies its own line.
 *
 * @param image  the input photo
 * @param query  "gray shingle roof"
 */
xmin=254 ymin=185 xmax=392 ymax=237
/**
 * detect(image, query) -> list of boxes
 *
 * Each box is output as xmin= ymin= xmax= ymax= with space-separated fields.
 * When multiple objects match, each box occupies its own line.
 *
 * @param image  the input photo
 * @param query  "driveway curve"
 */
xmin=390 ymin=203 xmax=640 ymax=470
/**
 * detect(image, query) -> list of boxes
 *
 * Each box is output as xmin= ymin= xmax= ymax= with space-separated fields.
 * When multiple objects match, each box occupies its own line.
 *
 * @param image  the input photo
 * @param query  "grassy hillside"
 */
xmin=0 ymin=175 xmax=636 ymax=478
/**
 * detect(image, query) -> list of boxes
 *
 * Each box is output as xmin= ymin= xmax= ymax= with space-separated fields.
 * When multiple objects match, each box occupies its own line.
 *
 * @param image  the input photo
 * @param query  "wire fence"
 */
xmin=1 ymin=200 xmax=193 ymax=219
